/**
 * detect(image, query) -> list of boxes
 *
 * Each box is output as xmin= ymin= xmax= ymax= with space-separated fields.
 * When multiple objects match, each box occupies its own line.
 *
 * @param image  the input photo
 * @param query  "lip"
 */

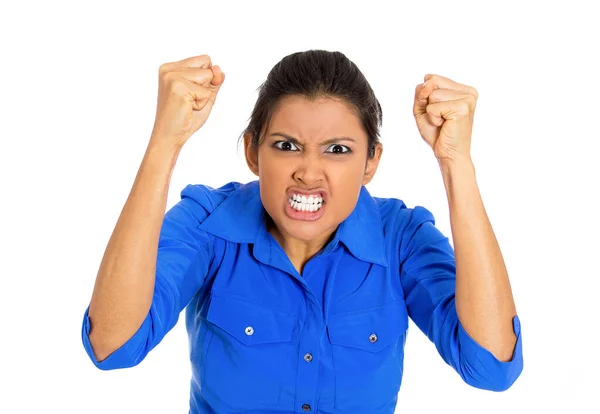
xmin=285 ymin=196 xmax=326 ymax=222
xmin=285 ymin=187 xmax=328 ymax=222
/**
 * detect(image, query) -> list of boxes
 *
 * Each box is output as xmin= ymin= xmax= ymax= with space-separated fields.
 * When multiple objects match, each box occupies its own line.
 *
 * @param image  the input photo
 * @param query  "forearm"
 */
xmin=439 ymin=156 xmax=517 ymax=362
xmin=88 ymin=137 xmax=182 ymax=361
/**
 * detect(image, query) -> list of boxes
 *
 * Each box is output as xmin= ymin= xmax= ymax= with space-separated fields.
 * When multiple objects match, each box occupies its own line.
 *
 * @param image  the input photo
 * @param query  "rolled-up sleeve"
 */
xmin=81 ymin=195 xmax=214 ymax=370
xmin=399 ymin=206 xmax=523 ymax=391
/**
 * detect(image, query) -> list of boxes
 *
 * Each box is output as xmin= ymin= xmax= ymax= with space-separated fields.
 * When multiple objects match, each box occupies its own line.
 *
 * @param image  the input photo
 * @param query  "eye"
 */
xmin=325 ymin=144 xmax=351 ymax=154
xmin=274 ymin=141 xmax=299 ymax=151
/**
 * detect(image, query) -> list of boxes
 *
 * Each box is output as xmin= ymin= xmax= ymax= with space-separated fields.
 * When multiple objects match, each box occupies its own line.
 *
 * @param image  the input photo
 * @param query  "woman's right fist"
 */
xmin=150 ymin=54 xmax=225 ymax=148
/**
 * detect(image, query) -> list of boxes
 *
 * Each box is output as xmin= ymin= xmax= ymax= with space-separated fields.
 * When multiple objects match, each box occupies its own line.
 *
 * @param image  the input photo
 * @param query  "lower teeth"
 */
xmin=289 ymin=199 xmax=322 ymax=212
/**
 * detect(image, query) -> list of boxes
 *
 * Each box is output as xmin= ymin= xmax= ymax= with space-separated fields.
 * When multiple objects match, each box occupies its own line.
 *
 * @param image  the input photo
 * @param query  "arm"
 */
xmin=440 ymin=157 xmax=518 ymax=362
xmin=399 ymin=159 xmax=523 ymax=391
xmin=82 ymin=137 xmax=213 ymax=369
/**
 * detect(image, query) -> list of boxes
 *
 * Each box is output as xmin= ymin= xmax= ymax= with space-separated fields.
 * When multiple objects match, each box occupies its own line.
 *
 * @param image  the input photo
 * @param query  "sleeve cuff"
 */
xmin=457 ymin=314 xmax=524 ymax=391
xmin=81 ymin=306 xmax=152 ymax=370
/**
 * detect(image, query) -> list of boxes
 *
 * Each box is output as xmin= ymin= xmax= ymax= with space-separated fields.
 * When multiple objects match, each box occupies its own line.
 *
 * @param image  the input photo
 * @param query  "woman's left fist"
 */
xmin=413 ymin=74 xmax=478 ymax=163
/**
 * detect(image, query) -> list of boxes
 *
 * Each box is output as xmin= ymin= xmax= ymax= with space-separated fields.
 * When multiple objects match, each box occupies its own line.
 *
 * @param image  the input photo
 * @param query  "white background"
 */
xmin=1 ymin=0 xmax=598 ymax=412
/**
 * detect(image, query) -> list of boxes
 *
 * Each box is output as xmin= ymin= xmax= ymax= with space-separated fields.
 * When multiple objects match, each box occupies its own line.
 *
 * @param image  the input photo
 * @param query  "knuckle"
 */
xmin=171 ymin=79 xmax=187 ymax=94
xmin=200 ymin=54 xmax=212 ymax=66
xmin=158 ymin=63 xmax=169 ymax=75
xmin=163 ymin=71 xmax=177 ymax=84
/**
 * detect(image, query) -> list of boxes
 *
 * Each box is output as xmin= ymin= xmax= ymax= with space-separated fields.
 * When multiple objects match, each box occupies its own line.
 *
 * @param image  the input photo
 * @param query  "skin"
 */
xmin=415 ymin=74 xmax=518 ymax=362
xmin=244 ymin=95 xmax=382 ymax=274
xmin=243 ymin=73 xmax=519 ymax=363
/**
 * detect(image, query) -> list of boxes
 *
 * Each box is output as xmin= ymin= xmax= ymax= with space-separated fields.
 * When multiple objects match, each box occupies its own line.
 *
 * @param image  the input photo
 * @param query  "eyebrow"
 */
xmin=269 ymin=132 xmax=356 ymax=146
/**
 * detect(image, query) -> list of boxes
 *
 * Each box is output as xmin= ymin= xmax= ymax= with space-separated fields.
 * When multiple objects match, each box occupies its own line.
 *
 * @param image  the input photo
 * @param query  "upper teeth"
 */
xmin=289 ymin=193 xmax=324 ymax=212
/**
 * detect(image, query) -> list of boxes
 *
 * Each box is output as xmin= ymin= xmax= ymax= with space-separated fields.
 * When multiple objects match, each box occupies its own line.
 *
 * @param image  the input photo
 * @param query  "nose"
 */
xmin=293 ymin=154 xmax=324 ymax=187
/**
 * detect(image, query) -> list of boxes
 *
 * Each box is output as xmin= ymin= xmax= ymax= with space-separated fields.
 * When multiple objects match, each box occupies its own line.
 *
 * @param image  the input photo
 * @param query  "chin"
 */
xmin=280 ymin=220 xmax=322 ymax=242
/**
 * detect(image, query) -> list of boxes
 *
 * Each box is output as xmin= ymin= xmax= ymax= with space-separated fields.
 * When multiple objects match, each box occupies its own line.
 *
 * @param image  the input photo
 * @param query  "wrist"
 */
xmin=148 ymin=132 xmax=185 ymax=153
xmin=145 ymin=136 xmax=183 ymax=172
xmin=438 ymin=155 xmax=474 ymax=174
xmin=438 ymin=155 xmax=476 ymax=193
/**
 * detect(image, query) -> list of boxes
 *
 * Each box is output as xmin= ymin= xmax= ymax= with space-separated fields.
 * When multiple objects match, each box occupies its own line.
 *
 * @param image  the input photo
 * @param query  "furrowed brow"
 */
xmin=269 ymin=132 xmax=356 ymax=146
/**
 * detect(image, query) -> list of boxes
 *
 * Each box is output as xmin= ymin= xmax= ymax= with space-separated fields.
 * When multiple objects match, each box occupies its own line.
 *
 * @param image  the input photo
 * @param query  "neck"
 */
xmin=266 ymin=215 xmax=335 ymax=275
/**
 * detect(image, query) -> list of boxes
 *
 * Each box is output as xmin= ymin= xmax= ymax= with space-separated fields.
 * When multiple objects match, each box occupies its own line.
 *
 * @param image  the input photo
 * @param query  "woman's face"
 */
xmin=244 ymin=95 xmax=382 ymax=246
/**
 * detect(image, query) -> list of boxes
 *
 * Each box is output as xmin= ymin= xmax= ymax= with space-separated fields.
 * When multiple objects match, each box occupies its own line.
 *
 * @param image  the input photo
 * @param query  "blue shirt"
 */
xmin=81 ymin=180 xmax=523 ymax=414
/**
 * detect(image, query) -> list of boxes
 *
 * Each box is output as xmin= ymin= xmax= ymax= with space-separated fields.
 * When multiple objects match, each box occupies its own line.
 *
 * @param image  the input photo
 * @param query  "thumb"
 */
xmin=210 ymin=65 xmax=225 ymax=89
xmin=195 ymin=65 xmax=224 ymax=113
xmin=413 ymin=82 xmax=429 ymax=116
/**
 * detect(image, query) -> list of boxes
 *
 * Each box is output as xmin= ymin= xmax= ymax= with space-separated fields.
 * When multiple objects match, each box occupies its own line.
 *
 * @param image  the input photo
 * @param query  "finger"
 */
xmin=162 ymin=54 xmax=212 ymax=73
xmin=414 ymin=84 xmax=471 ymax=116
xmin=209 ymin=65 xmax=225 ymax=86
xmin=412 ymin=84 xmax=435 ymax=127
xmin=177 ymin=67 xmax=218 ymax=87
xmin=413 ymin=82 xmax=429 ymax=116
xmin=428 ymin=90 xmax=477 ymax=118
xmin=427 ymin=88 xmax=470 ymax=104
xmin=423 ymin=74 xmax=477 ymax=96
xmin=181 ymin=79 xmax=218 ymax=110
xmin=426 ymin=100 xmax=470 ymax=121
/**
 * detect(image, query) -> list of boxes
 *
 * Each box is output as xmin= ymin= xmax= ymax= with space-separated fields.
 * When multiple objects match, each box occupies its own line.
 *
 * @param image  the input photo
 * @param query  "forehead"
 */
xmin=267 ymin=95 xmax=366 ymax=141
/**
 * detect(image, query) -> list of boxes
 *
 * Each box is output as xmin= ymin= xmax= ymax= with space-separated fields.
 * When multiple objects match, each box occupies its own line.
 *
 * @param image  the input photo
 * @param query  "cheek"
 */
xmin=257 ymin=155 xmax=288 ymax=205
xmin=329 ymin=160 xmax=365 ymax=184
xmin=336 ymin=184 xmax=362 ymax=213
xmin=257 ymin=152 xmax=291 ymax=175
xmin=330 ymin=163 xmax=365 ymax=208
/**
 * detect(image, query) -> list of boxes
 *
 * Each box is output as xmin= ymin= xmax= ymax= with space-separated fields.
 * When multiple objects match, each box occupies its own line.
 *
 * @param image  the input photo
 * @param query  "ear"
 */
xmin=244 ymin=132 xmax=259 ymax=176
xmin=362 ymin=143 xmax=383 ymax=185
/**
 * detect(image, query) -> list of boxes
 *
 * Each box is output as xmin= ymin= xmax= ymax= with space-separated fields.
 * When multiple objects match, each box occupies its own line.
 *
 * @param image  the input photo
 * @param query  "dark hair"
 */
xmin=238 ymin=49 xmax=383 ymax=158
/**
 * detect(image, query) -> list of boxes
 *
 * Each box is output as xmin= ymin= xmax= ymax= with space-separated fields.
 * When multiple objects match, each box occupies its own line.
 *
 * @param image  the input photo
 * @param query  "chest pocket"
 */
xmin=327 ymin=300 xmax=409 ymax=412
xmin=201 ymin=292 xmax=298 ymax=412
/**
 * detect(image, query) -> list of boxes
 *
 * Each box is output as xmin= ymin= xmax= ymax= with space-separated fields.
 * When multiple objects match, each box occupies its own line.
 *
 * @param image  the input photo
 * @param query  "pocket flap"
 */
xmin=206 ymin=293 xmax=297 ymax=346
xmin=327 ymin=301 xmax=408 ymax=352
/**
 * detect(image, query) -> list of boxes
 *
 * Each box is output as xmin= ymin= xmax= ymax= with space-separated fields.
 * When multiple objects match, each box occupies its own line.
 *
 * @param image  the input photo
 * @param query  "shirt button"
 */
xmin=369 ymin=333 xmax=378 ymax=343
xmin=302 ymin=403 xmax=311 ymax=412
xmin=245 ymin=326 xmax=254 ymax=335
xmin=304 ymin=353 xmax=313 ymax=362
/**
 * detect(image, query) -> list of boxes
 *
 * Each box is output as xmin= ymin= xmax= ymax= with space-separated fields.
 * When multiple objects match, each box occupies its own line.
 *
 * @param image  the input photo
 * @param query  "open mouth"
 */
xmin=288 ymin=193 xmax=324 ymax=213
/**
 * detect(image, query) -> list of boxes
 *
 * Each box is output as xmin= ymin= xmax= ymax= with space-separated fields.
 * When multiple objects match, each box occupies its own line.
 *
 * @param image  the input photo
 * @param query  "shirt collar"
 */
xmin=198 ymin=180 xmax=388 ymax=267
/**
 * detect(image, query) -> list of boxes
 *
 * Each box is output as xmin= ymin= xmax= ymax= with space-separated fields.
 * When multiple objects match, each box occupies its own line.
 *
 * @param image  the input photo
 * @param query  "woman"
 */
xmin=81 ymin=50 xmax=523 ymax=413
